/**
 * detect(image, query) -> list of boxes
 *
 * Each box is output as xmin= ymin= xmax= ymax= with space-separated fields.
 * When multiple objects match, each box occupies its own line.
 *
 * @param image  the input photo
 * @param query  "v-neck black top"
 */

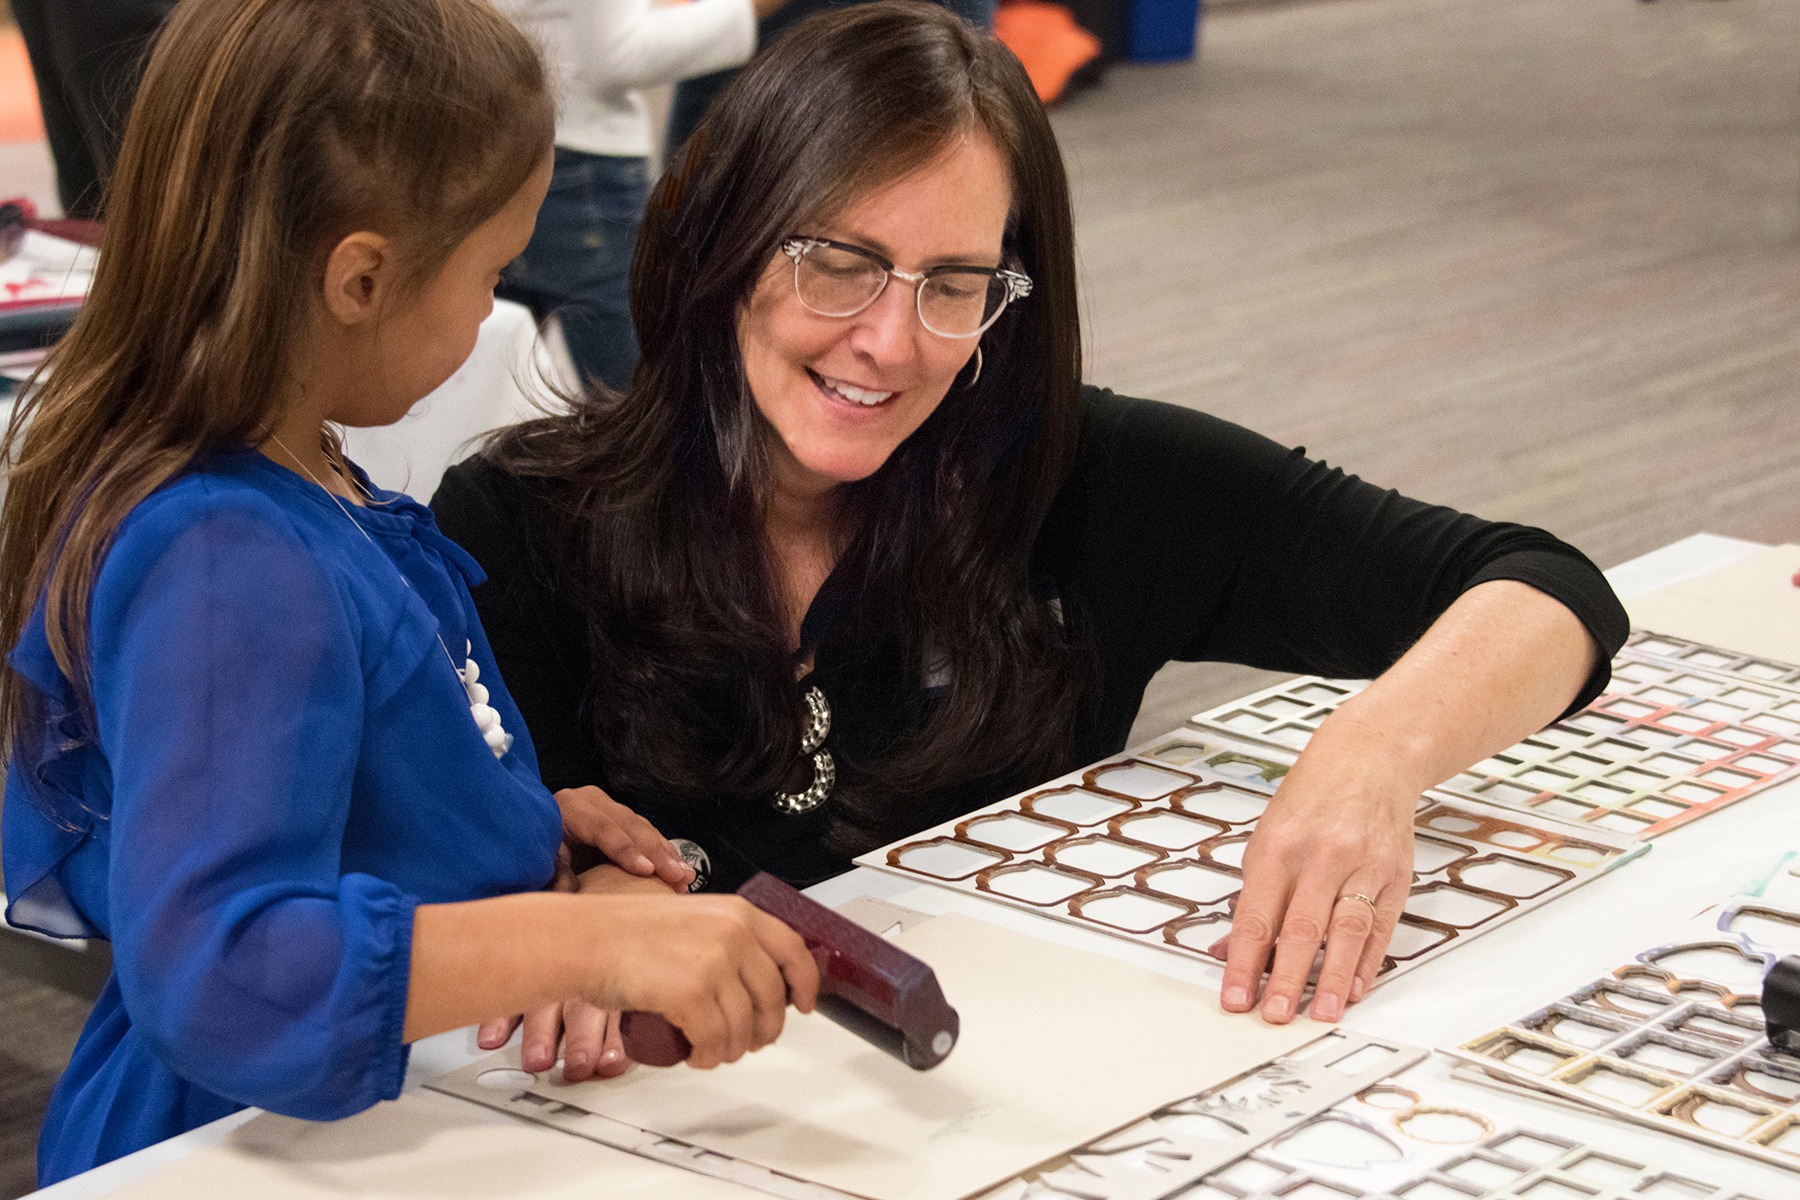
xmin=432 ymin=388 xmax=1628 ymax=890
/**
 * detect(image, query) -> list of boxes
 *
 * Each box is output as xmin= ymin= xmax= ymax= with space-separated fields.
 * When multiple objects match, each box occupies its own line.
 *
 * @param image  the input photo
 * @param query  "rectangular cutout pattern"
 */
xmin=1450 ymin=890 xmax=1800 ymax=1171
xmin=860 ymin=728 xmax=1636 ymax=994
xmin=1187 ymin=631 xmax=1800 ymax=839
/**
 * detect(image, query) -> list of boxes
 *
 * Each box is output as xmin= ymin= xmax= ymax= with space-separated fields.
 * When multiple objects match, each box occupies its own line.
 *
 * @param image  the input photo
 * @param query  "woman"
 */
xmin=433 ymin=0 xmax=1627 ymax=1037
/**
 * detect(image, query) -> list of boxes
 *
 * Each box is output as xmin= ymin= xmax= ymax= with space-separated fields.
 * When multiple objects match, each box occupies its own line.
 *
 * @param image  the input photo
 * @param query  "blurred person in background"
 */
xmin=498 ymin=0 xmax=791 ymax=392
xmin=13 ymin=0 xmax=176 ymax=218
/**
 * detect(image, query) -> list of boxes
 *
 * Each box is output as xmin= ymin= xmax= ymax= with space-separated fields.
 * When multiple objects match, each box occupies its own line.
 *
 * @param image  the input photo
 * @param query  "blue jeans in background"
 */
xmin=498 ymin=148 xmax=648 ymax=393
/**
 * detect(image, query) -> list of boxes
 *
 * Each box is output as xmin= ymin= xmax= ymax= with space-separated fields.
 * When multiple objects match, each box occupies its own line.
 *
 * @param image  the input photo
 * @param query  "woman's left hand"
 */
xmin=1219 ymin=735 xmax=1416 ymax=1025
xmin=476 ymin=861 xmax=685 ymax=1080
xmin=555 ymin=784 xmax=695 ymax=889
xmin=1220 ymin=580 xmax=1603 ymax=1025
xmin=477 ymin=999 xmax=631 ymax=1082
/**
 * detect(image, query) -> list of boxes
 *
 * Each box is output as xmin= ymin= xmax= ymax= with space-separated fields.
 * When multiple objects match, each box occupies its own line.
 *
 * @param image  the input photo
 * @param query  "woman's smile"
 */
xmin=810 ymin=370 xmax=897 ymax=409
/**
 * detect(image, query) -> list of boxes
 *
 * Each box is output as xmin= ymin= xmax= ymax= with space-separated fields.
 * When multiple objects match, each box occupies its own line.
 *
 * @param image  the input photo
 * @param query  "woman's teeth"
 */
xmin=819 ymin=374 xmax=895 ymax=407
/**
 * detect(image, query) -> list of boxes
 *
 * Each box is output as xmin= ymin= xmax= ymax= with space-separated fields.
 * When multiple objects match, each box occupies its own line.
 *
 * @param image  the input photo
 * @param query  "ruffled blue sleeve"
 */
xmin=88 ymin=487 xmax=416 ymax=1119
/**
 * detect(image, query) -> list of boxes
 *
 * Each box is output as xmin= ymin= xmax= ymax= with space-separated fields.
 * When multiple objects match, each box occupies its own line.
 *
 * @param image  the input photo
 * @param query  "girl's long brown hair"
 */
xmin=487 ymin=1 xmax=1089 ymax=849
xmin=0 ymin=0 xmax=553 ymax=761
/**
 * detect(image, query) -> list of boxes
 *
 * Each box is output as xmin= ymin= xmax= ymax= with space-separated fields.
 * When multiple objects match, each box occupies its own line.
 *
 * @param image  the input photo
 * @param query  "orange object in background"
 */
xmin=1 ymin=29 xmax=48 ymax=144
xmin=995 ymin=1 xmax=1103 ymax=106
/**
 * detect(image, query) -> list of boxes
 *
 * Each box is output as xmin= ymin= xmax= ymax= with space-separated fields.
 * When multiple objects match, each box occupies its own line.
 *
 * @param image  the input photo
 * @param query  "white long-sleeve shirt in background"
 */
xmin=500 ymin=0 xmax=758 ymax=158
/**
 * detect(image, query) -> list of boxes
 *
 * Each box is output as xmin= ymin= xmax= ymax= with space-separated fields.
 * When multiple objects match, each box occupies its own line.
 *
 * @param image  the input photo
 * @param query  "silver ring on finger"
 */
xmin=1337 ymin=891 xmax=1379 ymax=913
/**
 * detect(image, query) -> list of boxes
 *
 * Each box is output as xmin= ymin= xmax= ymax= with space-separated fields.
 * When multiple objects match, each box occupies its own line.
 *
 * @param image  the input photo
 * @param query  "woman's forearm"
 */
xmin=1222 ymin=578 xmax=1603 ymax=1023
xmin=1315 ymin=578 xmax=1600 ymax=795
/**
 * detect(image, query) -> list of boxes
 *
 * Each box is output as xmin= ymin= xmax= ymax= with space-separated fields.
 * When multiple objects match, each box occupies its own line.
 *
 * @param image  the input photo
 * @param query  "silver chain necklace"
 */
xmin=267 ymin=433 xmax=512 ymax=758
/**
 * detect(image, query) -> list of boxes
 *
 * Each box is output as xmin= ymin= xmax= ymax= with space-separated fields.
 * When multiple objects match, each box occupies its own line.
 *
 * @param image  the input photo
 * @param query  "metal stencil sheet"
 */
xmin=1149 ymin=1076 xmax=1779 ymax=1200
xmin=1187 ymin=678 xmax=1368 ymax=753
xmin=429 ymin=1062 xmax=844 ymax=1200
xmin=973 ymin=1032 xmax=1428 ymax=1200
xmin=1447 ymin=890 xmax=1800 ymax=1172
xmin=1626 ymin=630 xmax=1800 ymax=692
xmin=1188 ymin=632 xmax=1800 ymax=840
xmin=855 ymin=731 xmax=1638 ymax=992
xmin=430 ymin=1037 xmax=1777 ymax=1200
xmin=430 ymin=1030 xmax=1426 ymax=1200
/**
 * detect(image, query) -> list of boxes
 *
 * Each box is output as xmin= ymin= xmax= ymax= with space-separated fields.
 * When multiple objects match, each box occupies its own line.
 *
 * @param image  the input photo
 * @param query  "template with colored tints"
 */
xmin=1188 ymin=631 xmax=1800 ymax=839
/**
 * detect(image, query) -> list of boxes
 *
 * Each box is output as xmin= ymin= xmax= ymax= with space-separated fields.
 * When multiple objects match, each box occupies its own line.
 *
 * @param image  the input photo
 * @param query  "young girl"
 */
xmin=0 ymin=0 xmax=816 ymax=1185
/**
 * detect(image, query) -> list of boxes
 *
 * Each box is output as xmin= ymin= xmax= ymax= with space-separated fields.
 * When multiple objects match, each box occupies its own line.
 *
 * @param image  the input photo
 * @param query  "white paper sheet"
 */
xmin=512 ymin=912 xmax=1319 ymax=1200
xmin=1626 ymin=544 xmax=1800 ymax=665
xmin=100 ymin=1090 xmax=758 ymax=1199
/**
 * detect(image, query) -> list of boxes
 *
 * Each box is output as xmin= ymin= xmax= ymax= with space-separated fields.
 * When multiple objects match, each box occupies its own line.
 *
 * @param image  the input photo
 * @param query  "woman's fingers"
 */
xmin=1351 ymin=892 xmax=1402 ymax=1003
xmin=555 ymin=785 xmax=693 ymax=884
xmin=1220 ymin=873 xmax=1284 ymax=1014
xmin=519 ymin=1000 xmax=566 ymax=1073
xmin=1309 ymin=885 xmax=1385 ymax=1022
xmin=477 ymin=1013 xmax=521 ymax=1052
xmin=559 ymin=999 xmax=608 ymax=1082
xmin=549 ymin=842 xmax=578 ymax=893
xmin=1260 ymin=887 xmax=1335 ymax=1023
xmin=576 ymin=862 xmax=686 ymax=897
xmin=1222 ymin=795 xmax=1412 ymax=1022
xmin=1245 ymin=874 xmax=1406 ymax=1023
xmin=595 ymin=1009 xmax=632 ymax=1078
xmin=1226 ymin=875 xmax=1383 ymax=1024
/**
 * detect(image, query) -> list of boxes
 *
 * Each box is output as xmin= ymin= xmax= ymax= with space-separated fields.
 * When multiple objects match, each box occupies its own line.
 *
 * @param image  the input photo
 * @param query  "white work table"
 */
xmin=28 ymin=532 xmax=1800 ymax=1198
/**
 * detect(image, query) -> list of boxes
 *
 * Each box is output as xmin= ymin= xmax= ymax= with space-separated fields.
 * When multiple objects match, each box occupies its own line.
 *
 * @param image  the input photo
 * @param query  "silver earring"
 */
xmin=959 ymin=345 xmax=983 ymax=390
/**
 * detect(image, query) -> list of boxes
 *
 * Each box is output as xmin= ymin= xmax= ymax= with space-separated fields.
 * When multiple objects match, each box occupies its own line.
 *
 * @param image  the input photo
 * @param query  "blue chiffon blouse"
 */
xmin=2 ymin=450 xmax=564 ymax=1185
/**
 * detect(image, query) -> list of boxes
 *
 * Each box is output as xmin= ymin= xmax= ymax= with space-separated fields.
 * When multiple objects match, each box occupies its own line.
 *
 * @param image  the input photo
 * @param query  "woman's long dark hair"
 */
xmin=489 ymin=1 xmax=1087 ymax=847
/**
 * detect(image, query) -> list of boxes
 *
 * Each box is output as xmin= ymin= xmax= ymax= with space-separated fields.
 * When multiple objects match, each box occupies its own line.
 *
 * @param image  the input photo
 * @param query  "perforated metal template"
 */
xmin=1449 ymin=891 xmax=1800 ymax=1171
xmin=858 ymin=729 xmax=1638 ymax=992
xmin=1189 ymin=632 xmax=1800 ymax=839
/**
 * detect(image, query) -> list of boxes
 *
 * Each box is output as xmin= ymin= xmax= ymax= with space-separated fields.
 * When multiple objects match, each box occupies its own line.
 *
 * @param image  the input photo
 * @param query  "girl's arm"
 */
xmin=406 ymin=890 xmax=817 ymax=1069
xmin=87 ymin=493 xmax=807 ymax=1122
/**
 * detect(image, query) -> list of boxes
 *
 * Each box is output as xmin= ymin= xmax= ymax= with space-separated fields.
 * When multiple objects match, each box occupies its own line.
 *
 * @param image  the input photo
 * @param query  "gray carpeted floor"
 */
xmin=1098 ymin=0 xmax=1800 ymax=739
xmin=0 ymin=973 xmax=89 ymax=1195
xmin=1 ymin=0 xmax=1796 ymax=1193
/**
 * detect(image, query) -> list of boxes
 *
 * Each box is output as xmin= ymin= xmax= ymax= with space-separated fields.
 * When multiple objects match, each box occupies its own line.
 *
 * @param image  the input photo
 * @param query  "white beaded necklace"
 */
xmin=268 ymin=434 xmax=512 ymax=758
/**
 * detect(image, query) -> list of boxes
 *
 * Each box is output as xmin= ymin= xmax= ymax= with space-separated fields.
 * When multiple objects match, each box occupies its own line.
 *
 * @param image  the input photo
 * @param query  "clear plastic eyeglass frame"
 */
xmin=780 ymin=235 xmax=1033 ymax=339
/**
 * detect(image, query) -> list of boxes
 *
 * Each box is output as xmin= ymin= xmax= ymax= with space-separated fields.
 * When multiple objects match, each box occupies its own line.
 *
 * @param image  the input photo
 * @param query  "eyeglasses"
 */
xmin=780 ymin=236 xmax=1032 ymax=339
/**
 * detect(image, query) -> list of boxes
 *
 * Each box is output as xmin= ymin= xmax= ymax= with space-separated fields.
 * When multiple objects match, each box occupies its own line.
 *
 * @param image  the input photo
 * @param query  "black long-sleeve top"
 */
xmin=433 ymin=388 xmax=1629 ymax=890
